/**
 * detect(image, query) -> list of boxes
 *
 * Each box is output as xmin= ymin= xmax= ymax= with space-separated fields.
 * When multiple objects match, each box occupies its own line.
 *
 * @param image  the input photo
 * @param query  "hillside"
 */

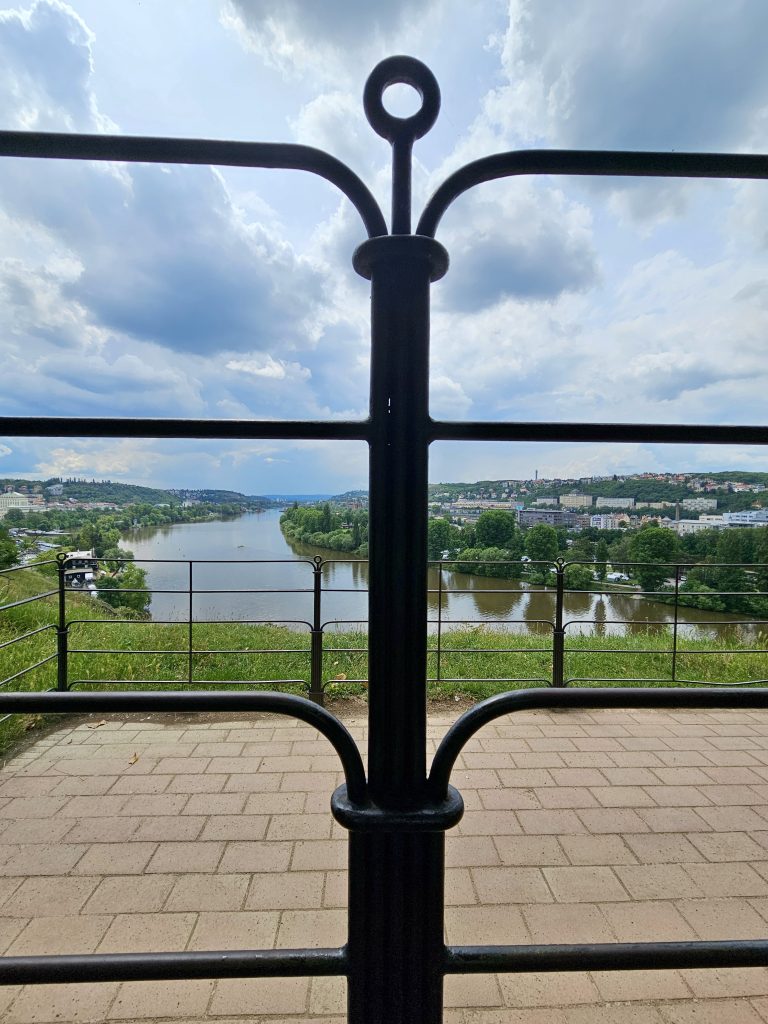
xmin=1 ymin=478 xmax=274 ymax=507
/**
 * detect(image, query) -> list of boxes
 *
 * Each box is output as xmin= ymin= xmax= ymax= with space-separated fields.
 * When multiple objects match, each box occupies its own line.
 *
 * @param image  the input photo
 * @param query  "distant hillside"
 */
xmin=4 ymin=478 xmax=179 ymax=505
xmin=329 ymin=490 xmax=368 ymax=503
xmin=170 ymin=488 xmax=274 ymax=506
xmin=2 ymin=478 xmax=275 ymax=508
xmin=263 ymin=493 xmax=334 ymax=503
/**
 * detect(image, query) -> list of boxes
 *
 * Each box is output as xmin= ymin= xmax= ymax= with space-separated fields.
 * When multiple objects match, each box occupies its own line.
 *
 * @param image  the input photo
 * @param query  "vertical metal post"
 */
xmin=56 ymin=555 xmax=68 ymax=692
xmin=343 ymin=233 xmax=448 ymax=1024
xmin=309 ymin=557 xmax=325 ymax=706
xmin=436 ymin=561 xmax=443 ymax=684
xmin=672 ymin=564 xmax=681 ymax=682
xmin=188 ymin=561 xmax=193 ymax=685
xmin=553 ymin=560 xmax=566 ymax=687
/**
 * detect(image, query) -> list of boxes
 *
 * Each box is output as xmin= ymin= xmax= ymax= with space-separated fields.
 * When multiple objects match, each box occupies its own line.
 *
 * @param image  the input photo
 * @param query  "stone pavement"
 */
xmin=1 ymin=706 xmax=768 ymax=1022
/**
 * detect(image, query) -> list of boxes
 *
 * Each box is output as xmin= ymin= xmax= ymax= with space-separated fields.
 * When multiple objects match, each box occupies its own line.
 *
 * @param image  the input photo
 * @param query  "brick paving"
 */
xmin=1 ymin=707 xmax=768 ymax=1021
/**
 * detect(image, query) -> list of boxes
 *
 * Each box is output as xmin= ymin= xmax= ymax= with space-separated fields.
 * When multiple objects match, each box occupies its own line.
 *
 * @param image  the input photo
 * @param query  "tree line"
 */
xmin=280 ymin=503 xmax=369 ymax=556
xmin=281 ymin=503 xmax=768 ymax=618
xmin=1 ymin=501 xmax=250 ymax=617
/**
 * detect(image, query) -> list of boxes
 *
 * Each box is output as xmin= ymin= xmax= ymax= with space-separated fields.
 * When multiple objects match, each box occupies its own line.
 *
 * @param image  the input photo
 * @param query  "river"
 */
xmin=119 ymin=509 xmax=762 ymax=639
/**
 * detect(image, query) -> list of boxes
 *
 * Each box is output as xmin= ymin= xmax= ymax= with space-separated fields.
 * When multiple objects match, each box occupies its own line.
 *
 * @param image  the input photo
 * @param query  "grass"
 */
xmin=1 ymin=565 xmax=767 ymax=755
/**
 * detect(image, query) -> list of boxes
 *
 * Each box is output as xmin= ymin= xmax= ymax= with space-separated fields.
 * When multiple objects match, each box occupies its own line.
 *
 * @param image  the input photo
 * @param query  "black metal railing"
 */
xmin=2 ymin=51 xmax=768 ymax=1024
xmin=2 ymin=555 xmax=767 ymax=707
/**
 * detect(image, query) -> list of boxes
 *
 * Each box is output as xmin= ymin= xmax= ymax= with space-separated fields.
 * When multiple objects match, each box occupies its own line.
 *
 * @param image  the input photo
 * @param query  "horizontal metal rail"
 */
xmin=0 ymin=591 xmax=57 ymax=614
xmin=0 ymin=561 xmax=57 ymax=575
xmin=68 ymin=648 xmax=309 ymax=656
xmin=0 ymin=947 xmax=347 ymax=985
xmin=0 ymin=691 xmax=366 ymax=802
xmin=563 ymin=675 xmax=768 ymax=688
xmin=69 ymin=678 xmax=308 ymax=688
xmin=0 ymin=624 xmax=54 ymax=651
xmin=0 ymin=415 xmax=370 ymax=441
xmin=444 ymin=939 xmax=768 ymax=974
xmin=429 ymin=686 xmax=768 ymax=799
xmin=417 ymin=147 xmax=768 ymax=237
xmin=429 ymin=420 xmax=768 ymax=445
xmin=0 ymin=655 xmax=57 ymax=688
xmin=0 ymin=129 xmax=387 ymax=237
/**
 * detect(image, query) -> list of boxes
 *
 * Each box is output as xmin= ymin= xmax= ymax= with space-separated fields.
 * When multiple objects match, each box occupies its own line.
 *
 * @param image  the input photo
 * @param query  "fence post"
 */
xmin=436 ymin=561 xmax=443 ymax=685
xmin=188 ymin=561 xmax=193 ymax=685
xmin=56 ymin=554 xmax=69 ymax=692
xmin=672 ymin=564 xmax=681 ymax=682
xmin=308 ymin=557 xmax=325 ymax=706
xmin=552 ymin=559 xmax=566 ymax=687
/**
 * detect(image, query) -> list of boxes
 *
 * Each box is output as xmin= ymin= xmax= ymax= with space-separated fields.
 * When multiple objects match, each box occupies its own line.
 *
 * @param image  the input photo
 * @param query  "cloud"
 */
xmin=439 ymin=183 xmax=598 ymax=311
xmin=429 ymin=237 xmax=768 ymax=430
xmin=0 ymin=0 xmax=364 ymax=431
xmin=499 ymin=0 xmax=768 ymax=151
xmin=221 ymin=0 xmax=442 ymax=80
xmin=479 ymin=1 xmax=768 ymax=226
xmin=0 ymin=0 xmax=106 ymax=132
xmin=226 ymin=355 xmax=311 ymax=381
xmin=34 ymin=439 xmax=164 ymax=478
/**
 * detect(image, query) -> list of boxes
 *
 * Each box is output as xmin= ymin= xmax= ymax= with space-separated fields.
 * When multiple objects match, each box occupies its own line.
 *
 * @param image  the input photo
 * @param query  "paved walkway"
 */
xmin=1 ymin=705 xmax=768 ymax=1021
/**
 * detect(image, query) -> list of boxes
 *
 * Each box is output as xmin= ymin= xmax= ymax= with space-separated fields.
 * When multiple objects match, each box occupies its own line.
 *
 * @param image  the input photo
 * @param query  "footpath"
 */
xmin=1 ymin=705 xmax=768 ymax=1021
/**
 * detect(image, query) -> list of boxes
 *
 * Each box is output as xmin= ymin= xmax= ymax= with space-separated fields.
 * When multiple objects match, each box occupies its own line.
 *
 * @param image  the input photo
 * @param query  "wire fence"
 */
xmin=1 ymin=555 xmax=767 ymax=707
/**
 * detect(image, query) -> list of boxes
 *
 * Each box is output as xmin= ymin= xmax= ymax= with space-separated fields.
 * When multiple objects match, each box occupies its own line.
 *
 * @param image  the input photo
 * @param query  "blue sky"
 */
xmin=1 ymin=0 xmax=768 ymax=493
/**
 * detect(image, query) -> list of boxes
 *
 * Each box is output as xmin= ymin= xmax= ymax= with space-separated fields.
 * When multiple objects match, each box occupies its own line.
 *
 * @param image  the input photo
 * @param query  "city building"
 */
xmin=595 ymin=497 xmax=635 ymax=509
xmin=0 ymin=490 xmax=41 ymax=518
xmin=668 ymin=518 xmax=726 ymax=535
xmin=722 ymin=510 xmax=768 ymax=526
xmin=590 ymin=513 xmax=624 ymax=530
xmin=682 ymin=498 xmax=718 ymax=512
xmin=518 ymin=509 xmax=580 ymax=529
xmin=559 ymin=493 xmax=593 ymax=508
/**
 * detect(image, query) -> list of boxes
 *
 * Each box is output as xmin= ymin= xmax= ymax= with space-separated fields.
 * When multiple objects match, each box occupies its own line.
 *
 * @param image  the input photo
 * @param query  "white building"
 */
xmin=559 ymin=493 xmax=593 ymax=508
xmin=722 ymin=510 xmax=768 ymax=526
xmin=590 ymin=513 xmax=624 ymax=529
xmin=595 ymin=496 xmax=635 ymax=509
xmin=682 ymin=497 xmax=718 ymax=512
xmin=0 ymin=491 xmax=40 ymax=518
xmin=670 ymin=518 xmax=726 ymax=535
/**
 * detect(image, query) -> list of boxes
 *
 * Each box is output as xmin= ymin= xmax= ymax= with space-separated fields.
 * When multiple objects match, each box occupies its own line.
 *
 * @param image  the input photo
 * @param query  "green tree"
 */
xmin=713 ymin=529 xmax=750 ymax=611
xmin=0 ymin=525 xmax=17 ymax=569
xmin=475 ymin=510 xmax=516 ymax=549
xmin=628 ymin=526 xmax=680 ymax=591
xmin=427 ymin=517 xmax=454 ymax=560
xmin=524 ymin=524 xmax=559 ymax=564
xmin=97 ymin=563 xmax=150 ymax=616
xmin=564 ymin=563 xmax=594 ymax=591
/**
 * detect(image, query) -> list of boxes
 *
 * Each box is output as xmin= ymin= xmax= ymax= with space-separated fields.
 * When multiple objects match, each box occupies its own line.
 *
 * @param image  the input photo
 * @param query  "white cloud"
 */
xmin=226 ymin=355 xmax=311 ymax=381
xmin=221 ymin=0 xmax=444 ymax=82
xmin=34 ymin=439 xmax=163 ymax=478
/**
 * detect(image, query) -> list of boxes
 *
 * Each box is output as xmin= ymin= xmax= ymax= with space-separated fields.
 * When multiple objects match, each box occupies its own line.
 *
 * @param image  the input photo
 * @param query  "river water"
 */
xmin=121 ymin=509 xmax=760 ymax=638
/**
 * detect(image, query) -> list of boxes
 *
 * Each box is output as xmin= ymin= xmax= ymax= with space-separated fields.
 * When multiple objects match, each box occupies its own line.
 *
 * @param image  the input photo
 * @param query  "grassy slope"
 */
xmin=1 ymin=566 xmax=767 ymax=754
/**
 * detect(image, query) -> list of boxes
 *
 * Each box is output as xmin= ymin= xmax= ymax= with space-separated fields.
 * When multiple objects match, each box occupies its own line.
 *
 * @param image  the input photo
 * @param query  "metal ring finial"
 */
xmin=363 ymin=56 xmax=440 ymax=144
xmin=364 ymin=57 xmax=440 ymax=234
